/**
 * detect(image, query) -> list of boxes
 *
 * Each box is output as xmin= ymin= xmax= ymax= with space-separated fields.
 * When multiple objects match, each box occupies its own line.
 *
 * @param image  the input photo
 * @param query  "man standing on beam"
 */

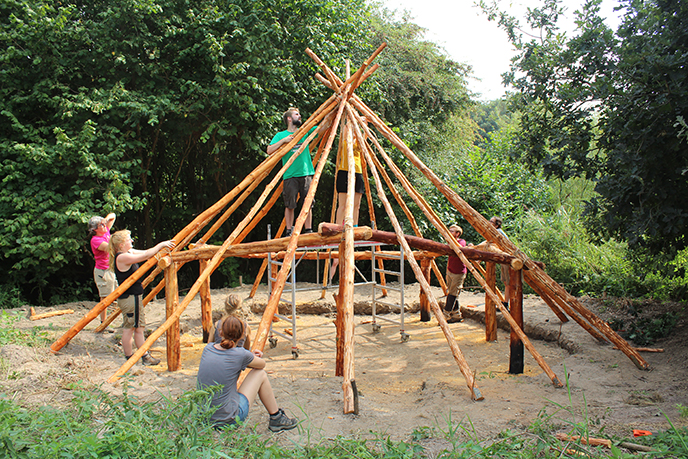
xmin=267 ymin=107 xmax=324 ymax=237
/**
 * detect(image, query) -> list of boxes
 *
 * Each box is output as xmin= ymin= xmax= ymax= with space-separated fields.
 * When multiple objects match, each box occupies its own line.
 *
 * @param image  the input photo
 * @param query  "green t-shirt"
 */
xmin=269 ymin=128 xmax=317 ymax=180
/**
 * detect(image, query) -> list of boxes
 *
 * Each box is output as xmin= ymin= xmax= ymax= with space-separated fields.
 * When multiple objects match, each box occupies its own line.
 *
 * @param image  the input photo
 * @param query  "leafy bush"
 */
xmin=418 ymin=125 xmax=552 ymax=245
xmin=624 ymin=313 xmax=677 ymax=346
xmin=514 ymin=208 xmax=635 ymax=297
xmin=640 ymin=247 xmax=688 ymax=301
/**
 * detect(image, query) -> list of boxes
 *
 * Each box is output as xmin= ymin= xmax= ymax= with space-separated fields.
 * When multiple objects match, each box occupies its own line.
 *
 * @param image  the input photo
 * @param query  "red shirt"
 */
xmin=447 ymin=238 xmax=467 ymax=274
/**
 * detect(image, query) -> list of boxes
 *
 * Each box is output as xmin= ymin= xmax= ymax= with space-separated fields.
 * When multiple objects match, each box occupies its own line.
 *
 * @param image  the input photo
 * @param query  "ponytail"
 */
xmin=219 ymin=316 xmax=245 ymax=350
xmin=108 ymin=230 xmax=130 ymax=272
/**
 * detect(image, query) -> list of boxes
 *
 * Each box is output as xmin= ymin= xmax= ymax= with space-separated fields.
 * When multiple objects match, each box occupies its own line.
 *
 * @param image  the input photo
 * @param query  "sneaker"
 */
xmin=447 ymin=311 xmax=464 ymax=323
xmin=284 ymin=228 xmax=292 ymax=237
xmin=141 ymin=352 xmax=161 ymax=366
xmin=268 ymin=408 xmax=298 ymax=432
xmin=302 ymin=228 xmax=313 ymax=234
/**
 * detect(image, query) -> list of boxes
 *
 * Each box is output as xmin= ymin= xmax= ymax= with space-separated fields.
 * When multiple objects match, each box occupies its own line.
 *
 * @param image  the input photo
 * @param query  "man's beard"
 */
xmin=292 ymin=118 xmax=302 ymax=127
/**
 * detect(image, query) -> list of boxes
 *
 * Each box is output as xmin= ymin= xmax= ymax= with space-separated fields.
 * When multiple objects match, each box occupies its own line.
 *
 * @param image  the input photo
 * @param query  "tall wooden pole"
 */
xmin=340 ymin=113 xmax=358 ymax=413
xmin=165 ymin=263 xmax=181 ymax=371
xmin=355 ymin=105 xmax=562 ymax=387
xmin=508 ymin=269 xmax=524 ymax=374
xmin=199 ymin=259 xmax=213 ymax=343
xmin=485 ymin=262 xmax=498 ymax=342
xmin=252 ymin=96 xmax=346 ymax=354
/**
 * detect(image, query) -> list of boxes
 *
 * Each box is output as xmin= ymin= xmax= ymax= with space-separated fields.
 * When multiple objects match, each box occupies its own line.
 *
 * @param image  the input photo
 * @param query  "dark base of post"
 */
xmin=509 ymin=342 xmax=524 ymax=374
xmin=351 ymin=379 xmax=359 ymax=414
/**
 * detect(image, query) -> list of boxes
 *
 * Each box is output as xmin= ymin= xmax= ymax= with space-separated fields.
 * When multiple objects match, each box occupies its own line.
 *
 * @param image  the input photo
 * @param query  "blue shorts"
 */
xmin=236 ymin=393 xmax=249 ymax=422
xmin=214 ymin=393 xmax=249 ymax=430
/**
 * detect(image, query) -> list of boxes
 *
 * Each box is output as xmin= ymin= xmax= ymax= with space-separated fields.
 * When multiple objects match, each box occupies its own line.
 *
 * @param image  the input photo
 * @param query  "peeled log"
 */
xmin=319 ymin=223 xmax=521 ymax=267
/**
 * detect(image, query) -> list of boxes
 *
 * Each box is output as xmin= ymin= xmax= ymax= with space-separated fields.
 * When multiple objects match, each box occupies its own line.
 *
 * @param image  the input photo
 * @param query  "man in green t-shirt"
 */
xmin=267 ymin=107 xmax=321 ymax=236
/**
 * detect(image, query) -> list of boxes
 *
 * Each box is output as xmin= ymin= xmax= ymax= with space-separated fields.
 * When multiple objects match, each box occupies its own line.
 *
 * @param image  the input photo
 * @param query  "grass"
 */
xmin=0 ymin=310 xmax=51 ymax=347
xmin=1 ymin=381 xmax=686 ymax=459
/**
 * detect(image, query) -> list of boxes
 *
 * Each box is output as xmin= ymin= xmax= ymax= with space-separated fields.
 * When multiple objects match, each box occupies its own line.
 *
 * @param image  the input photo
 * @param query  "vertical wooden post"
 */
xmin=419 ymin=258 xmax=432 ymax=322
xmin=164 ymin=263 xmax=181 ymax=371
xmin=485 ymin=262 xmax=497 ymax=342
xmin=334 ymin=241 xmax=345 ymax=377
xmin=509 ymin=268 xmax=524 ymax=374
xmin=270 ymin=260 xmax=278 ymax=294
xmin=199 ymin=259 xmax=213 ymax=343
xmin=340 ymin=115 xmax=358 ymax=414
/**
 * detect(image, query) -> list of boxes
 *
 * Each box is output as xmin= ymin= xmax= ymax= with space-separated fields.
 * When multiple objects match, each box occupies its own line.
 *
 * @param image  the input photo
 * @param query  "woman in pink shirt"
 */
xmin=88 ymin=212 xmax=117 ymax=330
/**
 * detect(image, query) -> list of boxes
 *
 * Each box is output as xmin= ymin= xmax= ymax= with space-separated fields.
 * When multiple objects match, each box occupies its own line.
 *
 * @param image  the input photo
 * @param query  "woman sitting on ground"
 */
xmin=197 ymin=316 xmax=298 ymax=432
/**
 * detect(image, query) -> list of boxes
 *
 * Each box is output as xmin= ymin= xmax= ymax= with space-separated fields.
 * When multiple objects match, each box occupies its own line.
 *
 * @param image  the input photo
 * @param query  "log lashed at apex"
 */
xmin=49 ymin=44 xmax=648 ymax=411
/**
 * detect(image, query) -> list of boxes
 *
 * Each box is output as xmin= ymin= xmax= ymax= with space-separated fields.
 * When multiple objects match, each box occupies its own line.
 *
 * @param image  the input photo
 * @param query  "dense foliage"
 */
xmin=481 ymin=0 xmax=688 ymax=254
xmin=0 ymin=0 xmax=365 ymax=303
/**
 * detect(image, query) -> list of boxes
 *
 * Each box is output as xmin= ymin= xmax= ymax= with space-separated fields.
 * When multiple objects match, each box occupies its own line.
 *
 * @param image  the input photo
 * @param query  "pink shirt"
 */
xmin=91 ymin=231 xmax=111 ymax=270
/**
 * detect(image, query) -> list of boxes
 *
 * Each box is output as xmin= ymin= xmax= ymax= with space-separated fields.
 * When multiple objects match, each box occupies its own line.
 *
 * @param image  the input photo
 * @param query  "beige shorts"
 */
xmin=446 ymin=271 xmax=467 ymax=297
xmin=94 ymin=268 xmax=117 ymax=298
xmin=120 ymin=294 xmax=145 ymax=329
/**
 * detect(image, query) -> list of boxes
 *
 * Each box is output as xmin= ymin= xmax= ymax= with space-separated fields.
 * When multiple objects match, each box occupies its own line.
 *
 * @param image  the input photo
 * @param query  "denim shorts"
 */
xmin=236 ymin=393 xmax=249 ymax=422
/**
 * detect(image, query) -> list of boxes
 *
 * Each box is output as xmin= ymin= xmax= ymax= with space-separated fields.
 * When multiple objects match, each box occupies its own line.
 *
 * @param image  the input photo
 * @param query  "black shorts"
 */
xmin=336 ymin=170 xmax=365 ymax=194
xmin=282 ymin=175 xmax=313 ymax=209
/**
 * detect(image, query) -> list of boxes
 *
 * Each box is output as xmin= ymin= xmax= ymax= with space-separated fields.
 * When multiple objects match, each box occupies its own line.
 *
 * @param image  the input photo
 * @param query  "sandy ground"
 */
xmin=3 ymin=281 xmax=687 ymax=447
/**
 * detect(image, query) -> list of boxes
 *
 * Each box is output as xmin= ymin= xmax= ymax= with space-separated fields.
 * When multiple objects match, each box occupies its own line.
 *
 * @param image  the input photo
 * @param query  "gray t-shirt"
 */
xmin=197 ymin=343 xmax=254 ymax=425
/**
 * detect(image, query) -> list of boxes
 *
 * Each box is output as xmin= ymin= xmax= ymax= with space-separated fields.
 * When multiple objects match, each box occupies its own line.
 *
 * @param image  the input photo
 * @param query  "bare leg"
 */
xmin=352 ymin=192 xmax=362 ymax=226
xmin=122 ymin=328 xmax=134 ymax=356
xmin=238 ymin=368 xmax=279 ymax=414
xmin=284 ymin=208 xmax=295 ymax=231
xmin=335 ymin=192 xmax=346 ymax=226
xmin=305 ymin=206 xmax=313 ymax=229
xmin=99 ymin=297 xmax=108 ymax=322
xmin=133 ymin=327 xmax=146 ymax=349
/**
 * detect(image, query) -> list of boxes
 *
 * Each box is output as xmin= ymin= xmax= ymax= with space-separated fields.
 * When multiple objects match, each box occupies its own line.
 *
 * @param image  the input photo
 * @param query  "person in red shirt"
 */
xmin=444 ymin=224 xmax=467 ymax=323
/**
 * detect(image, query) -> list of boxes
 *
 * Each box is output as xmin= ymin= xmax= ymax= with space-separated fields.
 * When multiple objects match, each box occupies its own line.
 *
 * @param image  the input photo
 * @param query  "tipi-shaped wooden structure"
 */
xmin=51 ymin=45 xmax=649 ymax=413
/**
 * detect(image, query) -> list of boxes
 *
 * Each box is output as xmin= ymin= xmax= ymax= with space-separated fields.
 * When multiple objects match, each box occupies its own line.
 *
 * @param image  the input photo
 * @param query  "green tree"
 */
xmin=364 ymin=8 xmax=474 ymax=156
xmin=0 ymin=0 xmax=372 ymax=304
xmin=481 ymin=0 xmax=688 ymax=254
xmin=421 ymin=124 xmax=552 ymax=244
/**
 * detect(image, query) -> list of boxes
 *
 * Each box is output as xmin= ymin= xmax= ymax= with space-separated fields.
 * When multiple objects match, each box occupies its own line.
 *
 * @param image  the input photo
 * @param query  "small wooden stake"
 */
xmin=30 ymin=308 xmax=74 ymax=321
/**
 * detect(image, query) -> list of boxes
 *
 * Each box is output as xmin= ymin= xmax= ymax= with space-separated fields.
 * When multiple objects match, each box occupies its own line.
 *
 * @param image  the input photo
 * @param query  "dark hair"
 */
xmin=490 ymin=216 xmax=503 ymax=229
xmin=219 ymin=316 xmax=245 ymax=349
xmin=283 ymin=107 xmax=298 ymax=127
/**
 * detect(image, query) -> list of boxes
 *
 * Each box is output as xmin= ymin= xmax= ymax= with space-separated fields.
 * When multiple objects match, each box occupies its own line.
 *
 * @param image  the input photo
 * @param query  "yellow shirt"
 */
xmin=337 ymin=138 xmax=362 ymax=174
